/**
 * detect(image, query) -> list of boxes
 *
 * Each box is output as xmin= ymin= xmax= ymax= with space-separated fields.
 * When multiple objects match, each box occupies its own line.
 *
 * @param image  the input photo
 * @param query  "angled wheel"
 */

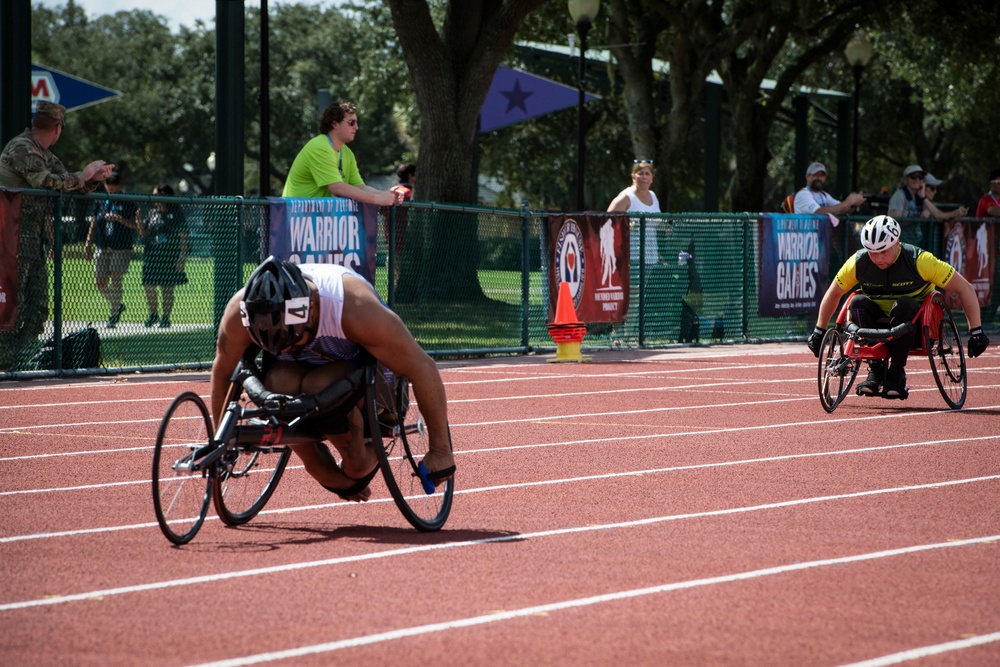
xmin=926 ymin=305 xmax=966 ymax=409
xmin=818 ymin=328 xmax=857 ymax=413
xmin=370 ymin=369 xmax=454 ymax=532
xmin=212 ymin=387 xmax=293 ymax=526
xmin=152 ymin=392 xmax=213 ymax=545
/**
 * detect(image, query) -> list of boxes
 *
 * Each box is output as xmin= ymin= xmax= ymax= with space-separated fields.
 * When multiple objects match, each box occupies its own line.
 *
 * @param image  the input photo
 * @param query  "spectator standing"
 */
xmin=0 ymin=101 xmax=114 ymax=193
xmin=608 ymin=159 xmax=662 ymax=275
xmin=282 ymin=101 xmax=403 ymax=206
xmin=140 ymin=184 xmax=188 ymax=328
xmin=84 ymin=172 xmax=140 ymax=328
xmin=390 ymin=162 xmax=415 ymax=202
xmin=975 ymin=168 xmax=1000 ymax=218
xmin=919 ymin=173 xmax=968 ymax=220
xmin=887 ymin=165 xmax=929 ymax=219
xmin=0 ymin=101 xmax=116 ymax=369
xmin=792 ymin=161 xmax=865 ymax=217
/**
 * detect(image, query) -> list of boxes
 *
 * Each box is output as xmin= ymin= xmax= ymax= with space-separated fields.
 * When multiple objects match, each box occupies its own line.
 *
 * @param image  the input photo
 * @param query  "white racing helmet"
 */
xmin=860 ymin=215 xmax=901 ymax=252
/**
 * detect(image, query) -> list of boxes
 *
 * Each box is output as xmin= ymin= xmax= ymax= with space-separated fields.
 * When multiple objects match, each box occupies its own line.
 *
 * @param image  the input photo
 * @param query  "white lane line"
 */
xmin=182 ymin=535 xmax=1000 ymax=667
xmin=836 ymin=632 xmax=1000 ymax=667
xmin=2 ymin=474 xmax=998 ymax=608
xmin=3 ymin=433 xmax=998 ymax=500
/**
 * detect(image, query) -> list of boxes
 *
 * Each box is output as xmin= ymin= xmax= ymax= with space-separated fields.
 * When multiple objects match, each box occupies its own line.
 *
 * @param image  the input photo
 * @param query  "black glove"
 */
xmin=806 ymin=326 xmax=826 ymax=357
xmin=967 ymin=326 xmax=989 ymax=358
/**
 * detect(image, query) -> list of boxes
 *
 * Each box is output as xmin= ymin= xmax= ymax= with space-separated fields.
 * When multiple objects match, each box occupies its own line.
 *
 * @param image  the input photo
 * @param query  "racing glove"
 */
xmin=967 ymin=327 xmax=989 ymax=358
xmin=806 ymin=326 xmax=826 ymax=358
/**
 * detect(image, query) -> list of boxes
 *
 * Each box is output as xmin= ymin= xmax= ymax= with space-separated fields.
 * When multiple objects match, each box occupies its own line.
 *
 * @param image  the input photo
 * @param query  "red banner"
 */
xmin=548 ymin=214 xmax=630 ymax=323
xmin=943 ymin=220 xmax=995 ymax=311
xmin=0 ymin=190 xmax=21 ymax=331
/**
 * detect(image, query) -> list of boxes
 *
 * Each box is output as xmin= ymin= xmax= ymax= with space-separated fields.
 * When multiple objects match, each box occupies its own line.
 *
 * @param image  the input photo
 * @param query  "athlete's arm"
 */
xmin=210 ymin=290 xmax=253 ymax=427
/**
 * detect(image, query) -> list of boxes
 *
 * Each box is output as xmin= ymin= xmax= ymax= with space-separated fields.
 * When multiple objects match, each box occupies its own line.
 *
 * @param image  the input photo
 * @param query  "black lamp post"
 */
xmin=844 ymin=31 xmax=873 ymax=193
xmin=568 ymin=0 xmax=600 ymax=212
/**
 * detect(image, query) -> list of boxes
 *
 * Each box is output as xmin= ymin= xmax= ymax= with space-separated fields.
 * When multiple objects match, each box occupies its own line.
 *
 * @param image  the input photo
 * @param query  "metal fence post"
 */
xmin=638 ymin=214 xmax=646 ymax=347
xmin=520 ymin=200 xmax=531 ymax=349
xmin=52 ymin=194 xmax=64 ymax=372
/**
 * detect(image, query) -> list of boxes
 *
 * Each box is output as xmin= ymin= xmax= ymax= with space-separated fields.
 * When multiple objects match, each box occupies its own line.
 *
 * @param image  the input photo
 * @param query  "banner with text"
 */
xmin=0 ymin=190 xmax=21 ymax=331
xmin=758 ymin=214 xmax=830 ymax=316
xmin=547 ymin=214 xmax=630 ymax=323
xmin=268 ymin=197 xmax=378 ymax=283
xmin=943 ymin=220 xmax=995 ymax=311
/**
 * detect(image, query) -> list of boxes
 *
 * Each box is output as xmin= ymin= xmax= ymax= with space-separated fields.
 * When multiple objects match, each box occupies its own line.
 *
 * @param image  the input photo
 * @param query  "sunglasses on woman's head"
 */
xmin=634 ymin=159 xmax=653 ymax=165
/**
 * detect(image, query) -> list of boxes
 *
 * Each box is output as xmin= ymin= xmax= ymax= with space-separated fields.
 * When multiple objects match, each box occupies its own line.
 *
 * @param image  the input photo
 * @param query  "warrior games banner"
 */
xmin=758 ymin=214 xmax=831 ymax=316
xmin=943 ymin=220 xmax=995 ymax=311
xmin=0 ymin=190 xmax=21 ymax=331
xmin=547 ymin=214 xmax=630 ymax=323
xmin=268 ymin=197 xmax=378 ymax=283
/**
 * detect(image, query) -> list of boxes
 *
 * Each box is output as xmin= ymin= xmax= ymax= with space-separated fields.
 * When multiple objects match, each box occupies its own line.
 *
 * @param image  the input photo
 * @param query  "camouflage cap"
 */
xmin=34 ymin=101 xmax=67 ymax=122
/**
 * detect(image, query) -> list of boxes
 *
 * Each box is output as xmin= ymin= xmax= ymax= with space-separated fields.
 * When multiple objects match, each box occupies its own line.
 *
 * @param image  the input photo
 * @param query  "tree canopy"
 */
xmin=27 ymin=0 xmax=1000 ymax=212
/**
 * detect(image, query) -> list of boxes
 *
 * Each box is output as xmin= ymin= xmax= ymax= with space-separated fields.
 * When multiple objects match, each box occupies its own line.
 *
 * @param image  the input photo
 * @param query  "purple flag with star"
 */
xmin=479 ymin=66 xmax=600 ymax=133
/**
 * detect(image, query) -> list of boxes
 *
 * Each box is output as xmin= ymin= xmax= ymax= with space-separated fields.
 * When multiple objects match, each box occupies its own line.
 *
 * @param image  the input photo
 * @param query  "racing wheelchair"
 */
xmin=817 ymin=290 xmax=967 ymax=413
xmin=151 ymin=350 xmax=454 ymax=545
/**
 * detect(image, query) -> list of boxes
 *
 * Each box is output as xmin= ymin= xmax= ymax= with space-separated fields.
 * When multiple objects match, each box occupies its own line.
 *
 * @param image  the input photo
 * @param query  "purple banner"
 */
xmin=758 ymin=214 xmax=830 ymax=316
xmin=268 ymin=197 xmax=378 ymax=283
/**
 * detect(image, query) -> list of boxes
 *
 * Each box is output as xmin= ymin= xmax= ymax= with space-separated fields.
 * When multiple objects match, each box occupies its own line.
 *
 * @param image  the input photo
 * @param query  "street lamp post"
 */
xmin=844 ymin=31 xmax=873 ymax=193
xmin=568 ymin=0 xmax=600 ymax=212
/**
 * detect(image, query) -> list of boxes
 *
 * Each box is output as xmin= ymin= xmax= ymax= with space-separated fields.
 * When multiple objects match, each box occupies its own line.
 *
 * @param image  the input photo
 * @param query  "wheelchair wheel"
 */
xmin=212 ymin=387 xmax=293 ymax=526
xmin=370 ymin=371 xmax=454 ymax=532
xmin=926 ymin=305 xmax=967 ymax=409
xmin=818 ymin=328 xmax=857 ymax=413
xmin=152 ymin=392 xmax=213 ymax=545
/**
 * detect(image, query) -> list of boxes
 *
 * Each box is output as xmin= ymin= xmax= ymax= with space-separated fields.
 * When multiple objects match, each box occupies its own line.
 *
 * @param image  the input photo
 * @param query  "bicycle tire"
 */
xmin=152 ymin=391 xmax=213 ymax=545
xmin=371 ymin=371 xmax=453 ymax=532
xmin=926 ymin=304 xmax=967 ymax=409
xmin=212 ymin=390 xmax=293 ymax=526
xmin=818 ymin=328 xmax=856 ymax=413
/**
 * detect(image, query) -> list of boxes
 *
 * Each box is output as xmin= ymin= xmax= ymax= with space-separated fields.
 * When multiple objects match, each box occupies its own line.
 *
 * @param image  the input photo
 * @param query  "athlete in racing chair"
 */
xmin=211 ymin=257 xmax=455 ymax=501
xmin=807 ymin=215 xmax=989 ymax=399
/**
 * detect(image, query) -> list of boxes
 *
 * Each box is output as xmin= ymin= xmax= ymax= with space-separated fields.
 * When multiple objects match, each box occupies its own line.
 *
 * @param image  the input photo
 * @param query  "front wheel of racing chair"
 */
xmin=367 ymin=363 xmax=454 ymax=531
xmin=211 ymin=376 xmax=293 ymax=526
xmin=924 ymin=293 xmax=967 ymax=409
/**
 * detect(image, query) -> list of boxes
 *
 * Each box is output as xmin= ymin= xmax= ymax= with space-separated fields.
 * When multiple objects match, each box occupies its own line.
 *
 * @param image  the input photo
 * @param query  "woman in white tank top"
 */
xmin=607 ymin=159 xmax=661 ymax=267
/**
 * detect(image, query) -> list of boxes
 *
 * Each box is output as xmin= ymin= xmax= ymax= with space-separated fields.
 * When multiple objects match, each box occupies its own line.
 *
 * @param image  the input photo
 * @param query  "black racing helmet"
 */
xmin=240 ymin=257 xmax=311 ymax=354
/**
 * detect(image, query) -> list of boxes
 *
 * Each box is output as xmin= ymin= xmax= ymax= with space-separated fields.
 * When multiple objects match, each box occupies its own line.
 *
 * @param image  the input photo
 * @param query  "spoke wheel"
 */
xmin=212 ymin=390 xmax=292 ymax=526
xmin=818 ymin=328 xmax=857 ymax=413
xmin=372 ymin=371 xmax=453 ymax=532
xmin=926 ymin=306 xmax=967 ymax=409
xmin=152 ymin=392 xmax=213 ymax=545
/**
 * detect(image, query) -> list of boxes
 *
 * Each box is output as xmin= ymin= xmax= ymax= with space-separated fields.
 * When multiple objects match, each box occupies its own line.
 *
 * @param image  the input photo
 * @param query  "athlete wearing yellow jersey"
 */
xmin=807 ymin=215 xmax=989 ymax=399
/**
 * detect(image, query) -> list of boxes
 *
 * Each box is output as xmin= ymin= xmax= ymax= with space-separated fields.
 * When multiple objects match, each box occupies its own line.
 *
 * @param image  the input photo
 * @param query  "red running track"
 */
xmin=2 ymin=343 xmax=1000 ymax=666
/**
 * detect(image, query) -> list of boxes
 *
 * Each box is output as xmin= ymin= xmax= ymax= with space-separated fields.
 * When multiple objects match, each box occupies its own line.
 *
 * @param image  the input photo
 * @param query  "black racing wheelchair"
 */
xmin=152 ymin=350 xmax=453 ymax=545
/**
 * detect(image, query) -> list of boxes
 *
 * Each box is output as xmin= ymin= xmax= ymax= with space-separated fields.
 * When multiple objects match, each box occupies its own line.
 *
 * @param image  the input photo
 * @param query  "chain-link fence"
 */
xmin=2 ymin=188 xmax=997 ymax=378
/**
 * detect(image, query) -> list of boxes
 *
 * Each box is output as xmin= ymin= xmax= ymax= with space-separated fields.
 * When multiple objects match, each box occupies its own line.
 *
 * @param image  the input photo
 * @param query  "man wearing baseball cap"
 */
xmin=975 ymin=168 xmax=1000 ymax=218
xmin=0 ymin=101 xmax=115 ymax=191
xmin=792 ymin=161 xmax=866 ymax=216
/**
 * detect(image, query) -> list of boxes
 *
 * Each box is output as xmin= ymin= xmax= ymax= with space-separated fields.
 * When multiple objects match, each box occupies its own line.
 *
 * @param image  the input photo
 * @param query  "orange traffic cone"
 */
xmin=547 ymin=281 xmax=590 ymax=363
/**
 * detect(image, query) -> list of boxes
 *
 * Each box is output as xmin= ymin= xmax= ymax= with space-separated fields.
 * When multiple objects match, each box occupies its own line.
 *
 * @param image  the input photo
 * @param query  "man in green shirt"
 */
xmin=282 ymin=101 xmax=402 ymax=206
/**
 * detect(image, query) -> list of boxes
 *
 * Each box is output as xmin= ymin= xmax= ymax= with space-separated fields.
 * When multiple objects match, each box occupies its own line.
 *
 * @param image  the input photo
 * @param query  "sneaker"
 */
xmin=145 ymin=313 xmax=159 ymax=327
xmin=108 ymin=302 xmax=126 ymax=328
xmin=883 ymin=366 xmax=909 ymax=399
xmin=856 ymin=361 xmax=885 ymax=396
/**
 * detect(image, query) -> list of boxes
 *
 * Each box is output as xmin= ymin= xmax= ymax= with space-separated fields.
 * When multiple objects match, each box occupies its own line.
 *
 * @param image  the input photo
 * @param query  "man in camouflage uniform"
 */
xmin=0 ymin=101 xmax=115 ymax=371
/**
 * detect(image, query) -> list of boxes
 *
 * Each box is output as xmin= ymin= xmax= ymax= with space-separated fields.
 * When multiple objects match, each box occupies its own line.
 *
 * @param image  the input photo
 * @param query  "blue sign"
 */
xmin=480 ymin=66 xmax=599 ymax=133
xmin=267 ymin=197 xmax=378 ymax=283
xmin=32 ymin=64 xmax=123 ymax=112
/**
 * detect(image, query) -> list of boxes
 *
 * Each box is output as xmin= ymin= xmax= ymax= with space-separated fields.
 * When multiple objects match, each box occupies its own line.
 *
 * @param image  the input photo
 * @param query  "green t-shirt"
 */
xmin=282 ymin=134 xmax=364 ymax=198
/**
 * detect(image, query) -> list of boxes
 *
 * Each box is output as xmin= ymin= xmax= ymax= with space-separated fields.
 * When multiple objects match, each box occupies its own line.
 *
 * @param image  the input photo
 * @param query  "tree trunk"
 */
xmin=387 ymin=0 xmax=547 ymax=302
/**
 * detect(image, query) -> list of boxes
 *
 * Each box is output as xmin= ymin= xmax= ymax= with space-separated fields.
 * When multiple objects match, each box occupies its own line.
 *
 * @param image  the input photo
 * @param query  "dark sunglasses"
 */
xmin=908 ymin=174 xmax=925 ymax=180
xmin=344 ymin=119 xmax=358 ymax=127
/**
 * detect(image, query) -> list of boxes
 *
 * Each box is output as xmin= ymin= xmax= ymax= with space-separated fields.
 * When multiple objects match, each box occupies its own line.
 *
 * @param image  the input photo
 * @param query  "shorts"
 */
xmin=95 ymin=247 xmax=133 ymax=278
